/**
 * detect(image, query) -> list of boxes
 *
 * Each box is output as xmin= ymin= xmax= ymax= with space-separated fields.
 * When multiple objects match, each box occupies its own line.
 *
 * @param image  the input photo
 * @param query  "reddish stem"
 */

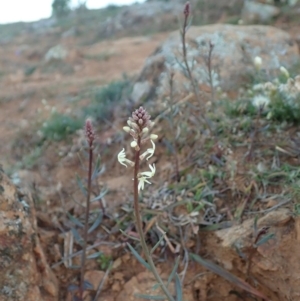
xmin=79 ymin=146 xmax=93 ymax=300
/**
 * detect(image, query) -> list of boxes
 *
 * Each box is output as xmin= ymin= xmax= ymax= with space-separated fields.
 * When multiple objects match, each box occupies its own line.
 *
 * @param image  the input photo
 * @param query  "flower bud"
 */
xmin=150 ymin=134 xmax=158 ymax=140
xmin=280 ymin=66 xmax=290 ymax=78
xmin=142 ymin=127 xmax=149 ymax=134
xmin=85 ymin=118 xmax=95 ymax=147
xmin=130 ymin=140 xmax=137 ymax=148
xmin=184 ymin=2 xmax=190 ymax=18
xmin=123 ymin=126 xmax=131 ymax=133
xmin=254 ymin=56 xmax=262 ymax=70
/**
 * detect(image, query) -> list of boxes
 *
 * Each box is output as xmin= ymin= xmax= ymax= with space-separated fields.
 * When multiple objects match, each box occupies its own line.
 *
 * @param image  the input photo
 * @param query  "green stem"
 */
xmin=79 ymin=147 xmax=93 ymax=300
xmin=133 ymin=136 xmax=175 ymax=301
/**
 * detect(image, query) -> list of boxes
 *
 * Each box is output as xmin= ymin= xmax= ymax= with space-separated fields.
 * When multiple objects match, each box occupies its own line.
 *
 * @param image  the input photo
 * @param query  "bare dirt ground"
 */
xmin=1 ymin=3 xmax=300 ymax=301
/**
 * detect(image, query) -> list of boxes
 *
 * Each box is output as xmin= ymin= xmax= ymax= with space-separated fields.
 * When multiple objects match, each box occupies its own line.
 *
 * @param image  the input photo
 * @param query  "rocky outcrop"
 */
xmin=241 ymin=0 xmax=280 ymax=24
xmin=0 ymin=166 xmax=58 ymax=301
xmin=132 ymin=24 xmax=299 ymax=102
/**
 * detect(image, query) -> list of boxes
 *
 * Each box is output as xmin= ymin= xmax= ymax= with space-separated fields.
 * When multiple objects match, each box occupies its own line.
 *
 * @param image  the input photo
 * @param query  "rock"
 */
xmin=84 ymin=270 xmax=108 ymax=291
xmin=99 ymin=0 xmax=244 ymax=38
xmin=45 ymin=45 xmax=68 ymax=62
xmin=241 ymin=0 xmax=280 ymax=24
xmin=116 ymin=271 xmax=194 ymax=301
xmin=131 ymin=81 xmax=151 ymax=103
xmin=212 ymin=209 xmax=300 ymax=300
xmin=135 ymin=24 xmax=299 ymax=99
xmin=0 ymin=167 xmax=58 ymax=300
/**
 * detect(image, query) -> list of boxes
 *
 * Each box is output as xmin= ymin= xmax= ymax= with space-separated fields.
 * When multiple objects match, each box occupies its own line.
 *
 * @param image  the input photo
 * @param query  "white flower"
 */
xmin=280 ymin=66 xmax=290 ymax=78
xmin=137 ymin=164 xmax=156 ymax=191
xmin=138 ymin=176 xmax=152 ymax=191
xmin=252 ymin=94 xmax=270 ymax=108
xmin=140 ymin=140 xmax=156 ymax=161
xmin=140 ymin=164 xmax=156 ymax=178
xmin=254 ymin=56 xmax=262 ymax=70
xmin=117 ymin=148 xmax=134 ymax=168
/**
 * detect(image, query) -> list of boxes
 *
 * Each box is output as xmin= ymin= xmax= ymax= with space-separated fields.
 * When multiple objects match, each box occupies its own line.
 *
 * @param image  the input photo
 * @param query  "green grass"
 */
xmin=41 ymin=112 xmax=83 ymax=141
xmin=13 ymin=146 xmax=43 ymax=170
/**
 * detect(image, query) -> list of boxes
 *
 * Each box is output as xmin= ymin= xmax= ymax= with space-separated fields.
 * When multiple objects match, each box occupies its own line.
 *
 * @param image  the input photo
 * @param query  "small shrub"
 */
xmin=24 ymin=66 xmax=37 ymax=77
xmin=225 ymin=98 xmax=258 ymax=117
xmin=226 ymin=64 xmax=300 ymax=124
xmin=84 ymin=78 xmax=131 ymax=122
xmin=268 ymin=91 xmax=300 ymax=123
xmin=41 ymin=112 xmax=82 ymax=141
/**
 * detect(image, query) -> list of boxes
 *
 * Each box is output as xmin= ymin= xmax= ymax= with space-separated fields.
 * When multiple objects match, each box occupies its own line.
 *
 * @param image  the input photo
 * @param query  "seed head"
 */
xmin=184 ymin=2 xmax=190 ymax=18
xmin=85 ymin=118 xmax=95 ymax=147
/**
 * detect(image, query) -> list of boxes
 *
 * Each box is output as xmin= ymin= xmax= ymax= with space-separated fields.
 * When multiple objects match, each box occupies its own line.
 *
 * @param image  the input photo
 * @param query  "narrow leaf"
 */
xmin=150 ymin=235 xmax=165 ymax=254
xmin=120 ymin=229 xmax=140 ymax=241
xmin=190 ymin=253 xmax=272 ymax=301
xmin=134 ymin=294 xmax=166 ymax=300
xmin=163 ymin=138 xmax=175 ymax=154
xmin=67 ymin=212 xmax=84 ymax=228
xmin=91 ymin=188 xmax=108 ymax=202
xmin=186 ymin=16 xmax=193 ymax=30
xmin=87 ymin=251 xmax=103 ymax=259
xmin=67 ymin=284 xmax=79 ymax=292
xmin=127 ymin=243 xmax=150 ymax=270
xmin=76 ymin=175 xmax=87 ymax=196
xmin=151 ymin=283 xmax=161 ymax=291
xmin=175 ymin=274 xmax=182 ymax=301
xmin=92 ymin=161 xmax=106 ymax=181
xmin=255 ymin=233 xmax=275 ymax=247
xmin=91 ymin=155 xmax=101 ymax=180
xmin=83 ymin=280 xmax=94 ymax=290
xmin=71 ymin=227 xmax=83 ymax=245
xmin=88 ymin=212 xmax=103 ymax=234
xmin=167 ymin=256 xmax=180 ymax=288
xmin=69 ymin=265 xmax=81 ymax=269
xmin=253 ymin=215 xmax=259 ymax=236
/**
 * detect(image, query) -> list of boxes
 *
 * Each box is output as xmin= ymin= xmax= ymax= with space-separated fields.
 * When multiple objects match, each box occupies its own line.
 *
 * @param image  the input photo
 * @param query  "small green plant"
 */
xmin=84 ymin=78 xmax=131 ymax=122
xmin=16 ymin=146 xmax=43 ymax=169
xmin=97 ymin=254 xmax=112 ymax=270
xmin=228 ymin=61 xmax=300 ymax=124
xmin=24 ymin=66 xmax=37 ymax=77
xmin=41 ymin=112 xmax=82 ymax=141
